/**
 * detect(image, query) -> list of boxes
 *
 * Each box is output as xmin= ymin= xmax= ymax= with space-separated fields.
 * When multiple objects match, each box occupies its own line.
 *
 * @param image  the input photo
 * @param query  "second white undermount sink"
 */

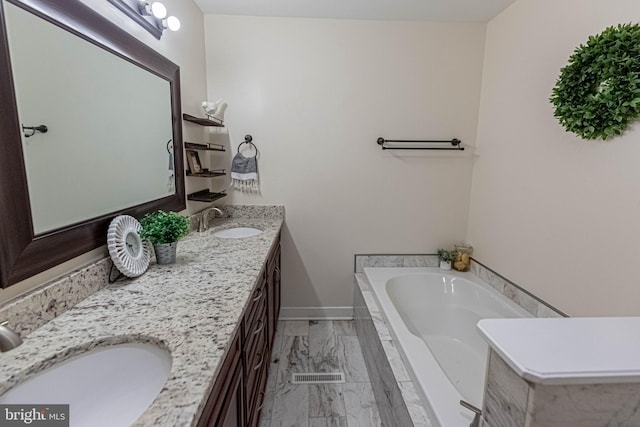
xmin=213 ymin=227 xmax=262 ymax=238
xmin=0 ymin=343 xmax=172 ymax=427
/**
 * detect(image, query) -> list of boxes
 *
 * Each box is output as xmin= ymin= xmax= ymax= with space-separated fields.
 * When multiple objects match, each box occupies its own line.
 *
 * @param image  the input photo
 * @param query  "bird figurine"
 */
xmin=201 ymin=99 xmax=228 ymax=123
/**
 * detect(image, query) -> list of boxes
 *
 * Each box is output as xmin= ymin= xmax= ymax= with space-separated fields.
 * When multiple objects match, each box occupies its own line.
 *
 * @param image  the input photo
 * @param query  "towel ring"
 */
xmin=238 ymin=134 xmax=259 ymax=157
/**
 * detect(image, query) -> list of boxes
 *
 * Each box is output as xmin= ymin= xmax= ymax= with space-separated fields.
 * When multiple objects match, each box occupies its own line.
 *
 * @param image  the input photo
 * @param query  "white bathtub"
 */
xmin=363 ymin=267 xmax=531 ymax=427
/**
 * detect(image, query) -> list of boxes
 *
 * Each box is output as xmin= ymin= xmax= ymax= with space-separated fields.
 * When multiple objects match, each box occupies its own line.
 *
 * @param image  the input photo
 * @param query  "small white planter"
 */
xmin=439 ymin=260 xmax=452 ymax=271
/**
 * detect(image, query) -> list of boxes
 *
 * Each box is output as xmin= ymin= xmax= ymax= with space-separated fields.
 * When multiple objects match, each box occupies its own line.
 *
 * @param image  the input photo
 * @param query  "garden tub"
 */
xmin=363 ymin=267 xmax=530 ymax=426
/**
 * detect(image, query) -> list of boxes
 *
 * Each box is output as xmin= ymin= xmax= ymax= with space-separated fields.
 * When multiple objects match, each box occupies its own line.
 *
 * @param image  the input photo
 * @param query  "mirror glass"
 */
xmin=0 ymin=0 xmax=184 ymax=287
xmin=5 ymin=2 xmax=174 ymax=234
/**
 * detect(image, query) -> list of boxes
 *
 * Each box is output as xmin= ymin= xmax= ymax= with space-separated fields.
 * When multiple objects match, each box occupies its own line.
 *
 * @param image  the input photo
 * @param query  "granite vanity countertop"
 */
xmin=0 ymin=215 xmax=283 ymax=426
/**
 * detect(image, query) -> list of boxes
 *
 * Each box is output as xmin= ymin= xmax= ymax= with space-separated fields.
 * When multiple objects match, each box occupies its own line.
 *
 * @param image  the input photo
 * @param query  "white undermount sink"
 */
xmin=0 ymin=343 xmax=172 ymax=427
xmin=212 ymin=227 xmax=262 ymax=238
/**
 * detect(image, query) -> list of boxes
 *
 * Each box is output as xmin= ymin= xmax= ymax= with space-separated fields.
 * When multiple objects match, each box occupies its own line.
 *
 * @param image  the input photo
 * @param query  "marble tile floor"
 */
xmin=259 ymin=320 xmax=383 ymax=427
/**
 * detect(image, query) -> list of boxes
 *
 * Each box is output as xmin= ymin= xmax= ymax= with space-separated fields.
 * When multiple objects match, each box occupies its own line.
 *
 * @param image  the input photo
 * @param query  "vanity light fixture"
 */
xmin=165 ymin=16 xmax=181 ymax=32
xmin=148 ymin=2 xmax=167 ymax=19
xmin=107 ymin=0 xmax=181 ymax=40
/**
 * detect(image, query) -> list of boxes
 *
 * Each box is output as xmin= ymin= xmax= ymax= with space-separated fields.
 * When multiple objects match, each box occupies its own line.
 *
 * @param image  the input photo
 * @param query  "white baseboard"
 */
xmin=279 ymin=307 xmax=354 ymax=320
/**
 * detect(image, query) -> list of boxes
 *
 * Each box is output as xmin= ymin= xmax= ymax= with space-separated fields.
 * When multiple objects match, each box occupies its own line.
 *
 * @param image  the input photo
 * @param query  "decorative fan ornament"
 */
xmin=107 ymin=215 xmax=152 ymax=277
xmin=550 ymin=23 xmax=640 ymax=140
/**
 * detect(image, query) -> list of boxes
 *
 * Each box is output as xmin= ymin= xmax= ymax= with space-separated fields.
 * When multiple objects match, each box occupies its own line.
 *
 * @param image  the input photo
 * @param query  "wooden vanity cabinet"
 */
xmin=243 ymin=275 xmax=268 ymax=421
xmin=266 ymin=241 xmax=281 ymax=346
xmin=197 ymin=334 xmax=244 ymax=427
xmin=198 ymin=235 xmax=281 ymax=427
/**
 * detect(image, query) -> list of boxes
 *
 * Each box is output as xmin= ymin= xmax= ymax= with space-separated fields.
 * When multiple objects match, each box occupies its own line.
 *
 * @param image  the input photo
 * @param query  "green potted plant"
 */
xmin=139 ymin=210 xmax=189 ymax=265
xmin=437 ymin=249 xmax=455 ymax=271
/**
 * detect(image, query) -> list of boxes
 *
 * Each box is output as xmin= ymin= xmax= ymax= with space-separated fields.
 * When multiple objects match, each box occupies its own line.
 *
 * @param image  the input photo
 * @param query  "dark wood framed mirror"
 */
xmin=0 ymin=0 xmax=185 ymax=287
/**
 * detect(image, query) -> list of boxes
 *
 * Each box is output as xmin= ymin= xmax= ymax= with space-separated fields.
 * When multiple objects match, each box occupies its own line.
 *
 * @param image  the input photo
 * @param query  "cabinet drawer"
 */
xmin=197 ymin=333 xmax=243 ymax=427
xmin=243 ymin=276 xmax=267 ymax=342
xmin=245 ymin=312 xmax=268 ymax=406
xmin=248 ymin=354 xmax=270 ymax=427
xmin=244 ymin=301 xmax=266 ymax=366
xmin=266 ymin=242 xmax=281 ymax=346
xmin=267 ymin=240 xmax=280 ymax=276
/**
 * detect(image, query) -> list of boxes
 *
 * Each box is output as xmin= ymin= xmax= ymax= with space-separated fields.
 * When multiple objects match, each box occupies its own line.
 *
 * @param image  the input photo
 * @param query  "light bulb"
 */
xmin=166 ymin=16 xmax=181 ymax=31
xmin=150 ymin=2 xmax=167 ymax=19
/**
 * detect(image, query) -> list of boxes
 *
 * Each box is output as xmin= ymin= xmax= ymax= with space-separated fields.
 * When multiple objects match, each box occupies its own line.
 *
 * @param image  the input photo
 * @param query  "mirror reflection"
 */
xmin=5 ymin=1 xmax=174 ymax=235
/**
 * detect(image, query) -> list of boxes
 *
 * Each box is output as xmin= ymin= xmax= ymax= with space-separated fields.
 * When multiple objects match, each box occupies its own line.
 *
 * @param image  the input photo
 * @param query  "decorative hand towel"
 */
xmin=231 ymin=152 xmax=260 ymax=193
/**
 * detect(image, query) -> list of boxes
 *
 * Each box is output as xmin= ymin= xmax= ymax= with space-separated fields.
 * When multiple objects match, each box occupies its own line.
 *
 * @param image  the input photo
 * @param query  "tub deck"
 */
xmin=356 ymin=267 xmax=530 ymax=427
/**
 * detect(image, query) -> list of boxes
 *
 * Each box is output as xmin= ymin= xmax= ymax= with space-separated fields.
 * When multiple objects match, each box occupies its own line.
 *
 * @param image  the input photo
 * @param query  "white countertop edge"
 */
xmin=521 ymin=371 xmax=640 ymax=386
xmin=477 ymin=317 xmax=640 ymax=386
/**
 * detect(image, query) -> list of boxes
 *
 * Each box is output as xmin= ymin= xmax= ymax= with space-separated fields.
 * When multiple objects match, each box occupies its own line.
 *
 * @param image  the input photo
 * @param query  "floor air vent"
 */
xmin=292 ymin=373 xmax=345 ymax=384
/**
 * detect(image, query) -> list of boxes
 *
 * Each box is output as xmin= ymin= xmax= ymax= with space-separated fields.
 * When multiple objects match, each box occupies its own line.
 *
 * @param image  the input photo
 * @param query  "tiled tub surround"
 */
xmin=469 ymin=259 xmax=567 ymax=318
xmin=355 ymin=255 xmax=565 ymax=318
xmin=354 ymin=274 xmax=432 ymax=427
xmin=354 ymin=255 xmax=439 ymax=273
xmin=353 ymin=256 xmax=565 ymax=427
xmin=0 ymin=207 xmax=284 ymax=426
xmin=362 ymin=268 xmax=533 ymax=427
xmin=0 ymin=205 xmax=284 ymax=337
xmin=479 ymin=317 xmax=640 ymax=427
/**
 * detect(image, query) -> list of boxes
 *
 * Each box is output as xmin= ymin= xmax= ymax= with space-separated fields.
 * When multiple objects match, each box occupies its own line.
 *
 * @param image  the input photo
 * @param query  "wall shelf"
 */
xmin=185 ymin=142 xmax=225 ymax=152
xmin=187 ymin=190 xmax=227 ymax=203
xmin=183 ymin=116 xmax=226 ymax=204
xmin=183 ymin=113 xmax=223 ymax=127
xmin=186 ymin=169 xmax=226 ymax=178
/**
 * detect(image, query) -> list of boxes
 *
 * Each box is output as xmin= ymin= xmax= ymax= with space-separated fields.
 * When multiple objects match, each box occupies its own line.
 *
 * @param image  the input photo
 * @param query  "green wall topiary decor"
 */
xmin=550 ymin=23 xmax=640 ymax=140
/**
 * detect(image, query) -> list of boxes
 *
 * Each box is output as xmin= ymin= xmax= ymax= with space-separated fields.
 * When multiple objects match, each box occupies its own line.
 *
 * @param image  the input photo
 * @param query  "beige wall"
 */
xmin=0 ymin=0 xmax=207 ymax=302
xmin=467 ymin=0 xmax=640 ymax=316
xmin=204 ymin=16 xmax=486 ymax=313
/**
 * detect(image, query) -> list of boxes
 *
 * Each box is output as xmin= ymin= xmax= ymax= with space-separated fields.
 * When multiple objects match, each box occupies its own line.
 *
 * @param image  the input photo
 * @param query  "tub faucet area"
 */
xmin=460 ymin=400 xmax=482 ymax=427
xmin=198 ymin=207 xmax=223 ymax=232
xmin=0 ymin=321 xmax=22 ymax=352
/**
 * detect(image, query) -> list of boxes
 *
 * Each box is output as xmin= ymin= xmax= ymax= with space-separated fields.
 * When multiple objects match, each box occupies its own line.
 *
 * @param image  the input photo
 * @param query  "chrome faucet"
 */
xmin=0 ymin=321 xmax=22 ymax=352
xmin=198 ymin=207 xmax=223 ymax=232
xmin=460 ymin=400 xmax=482 ymax=427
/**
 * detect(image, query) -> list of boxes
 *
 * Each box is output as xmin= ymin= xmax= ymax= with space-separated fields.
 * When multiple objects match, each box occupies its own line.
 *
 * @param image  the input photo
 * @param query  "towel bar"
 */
xmin=377 ymin=137 xmax=464 ymax=151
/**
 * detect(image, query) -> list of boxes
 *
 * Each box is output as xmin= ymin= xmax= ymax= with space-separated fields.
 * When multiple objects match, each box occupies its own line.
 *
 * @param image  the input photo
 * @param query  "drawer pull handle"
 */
xmin=256 ymin=392 xmax=266 ymax=411
xmin=252 ymin=288 xmax=263 ymax=302
xmin=253 ymin=353 xmax=264 ymax=371
xmin=253 ymin=318 xmax=265 ymax=336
